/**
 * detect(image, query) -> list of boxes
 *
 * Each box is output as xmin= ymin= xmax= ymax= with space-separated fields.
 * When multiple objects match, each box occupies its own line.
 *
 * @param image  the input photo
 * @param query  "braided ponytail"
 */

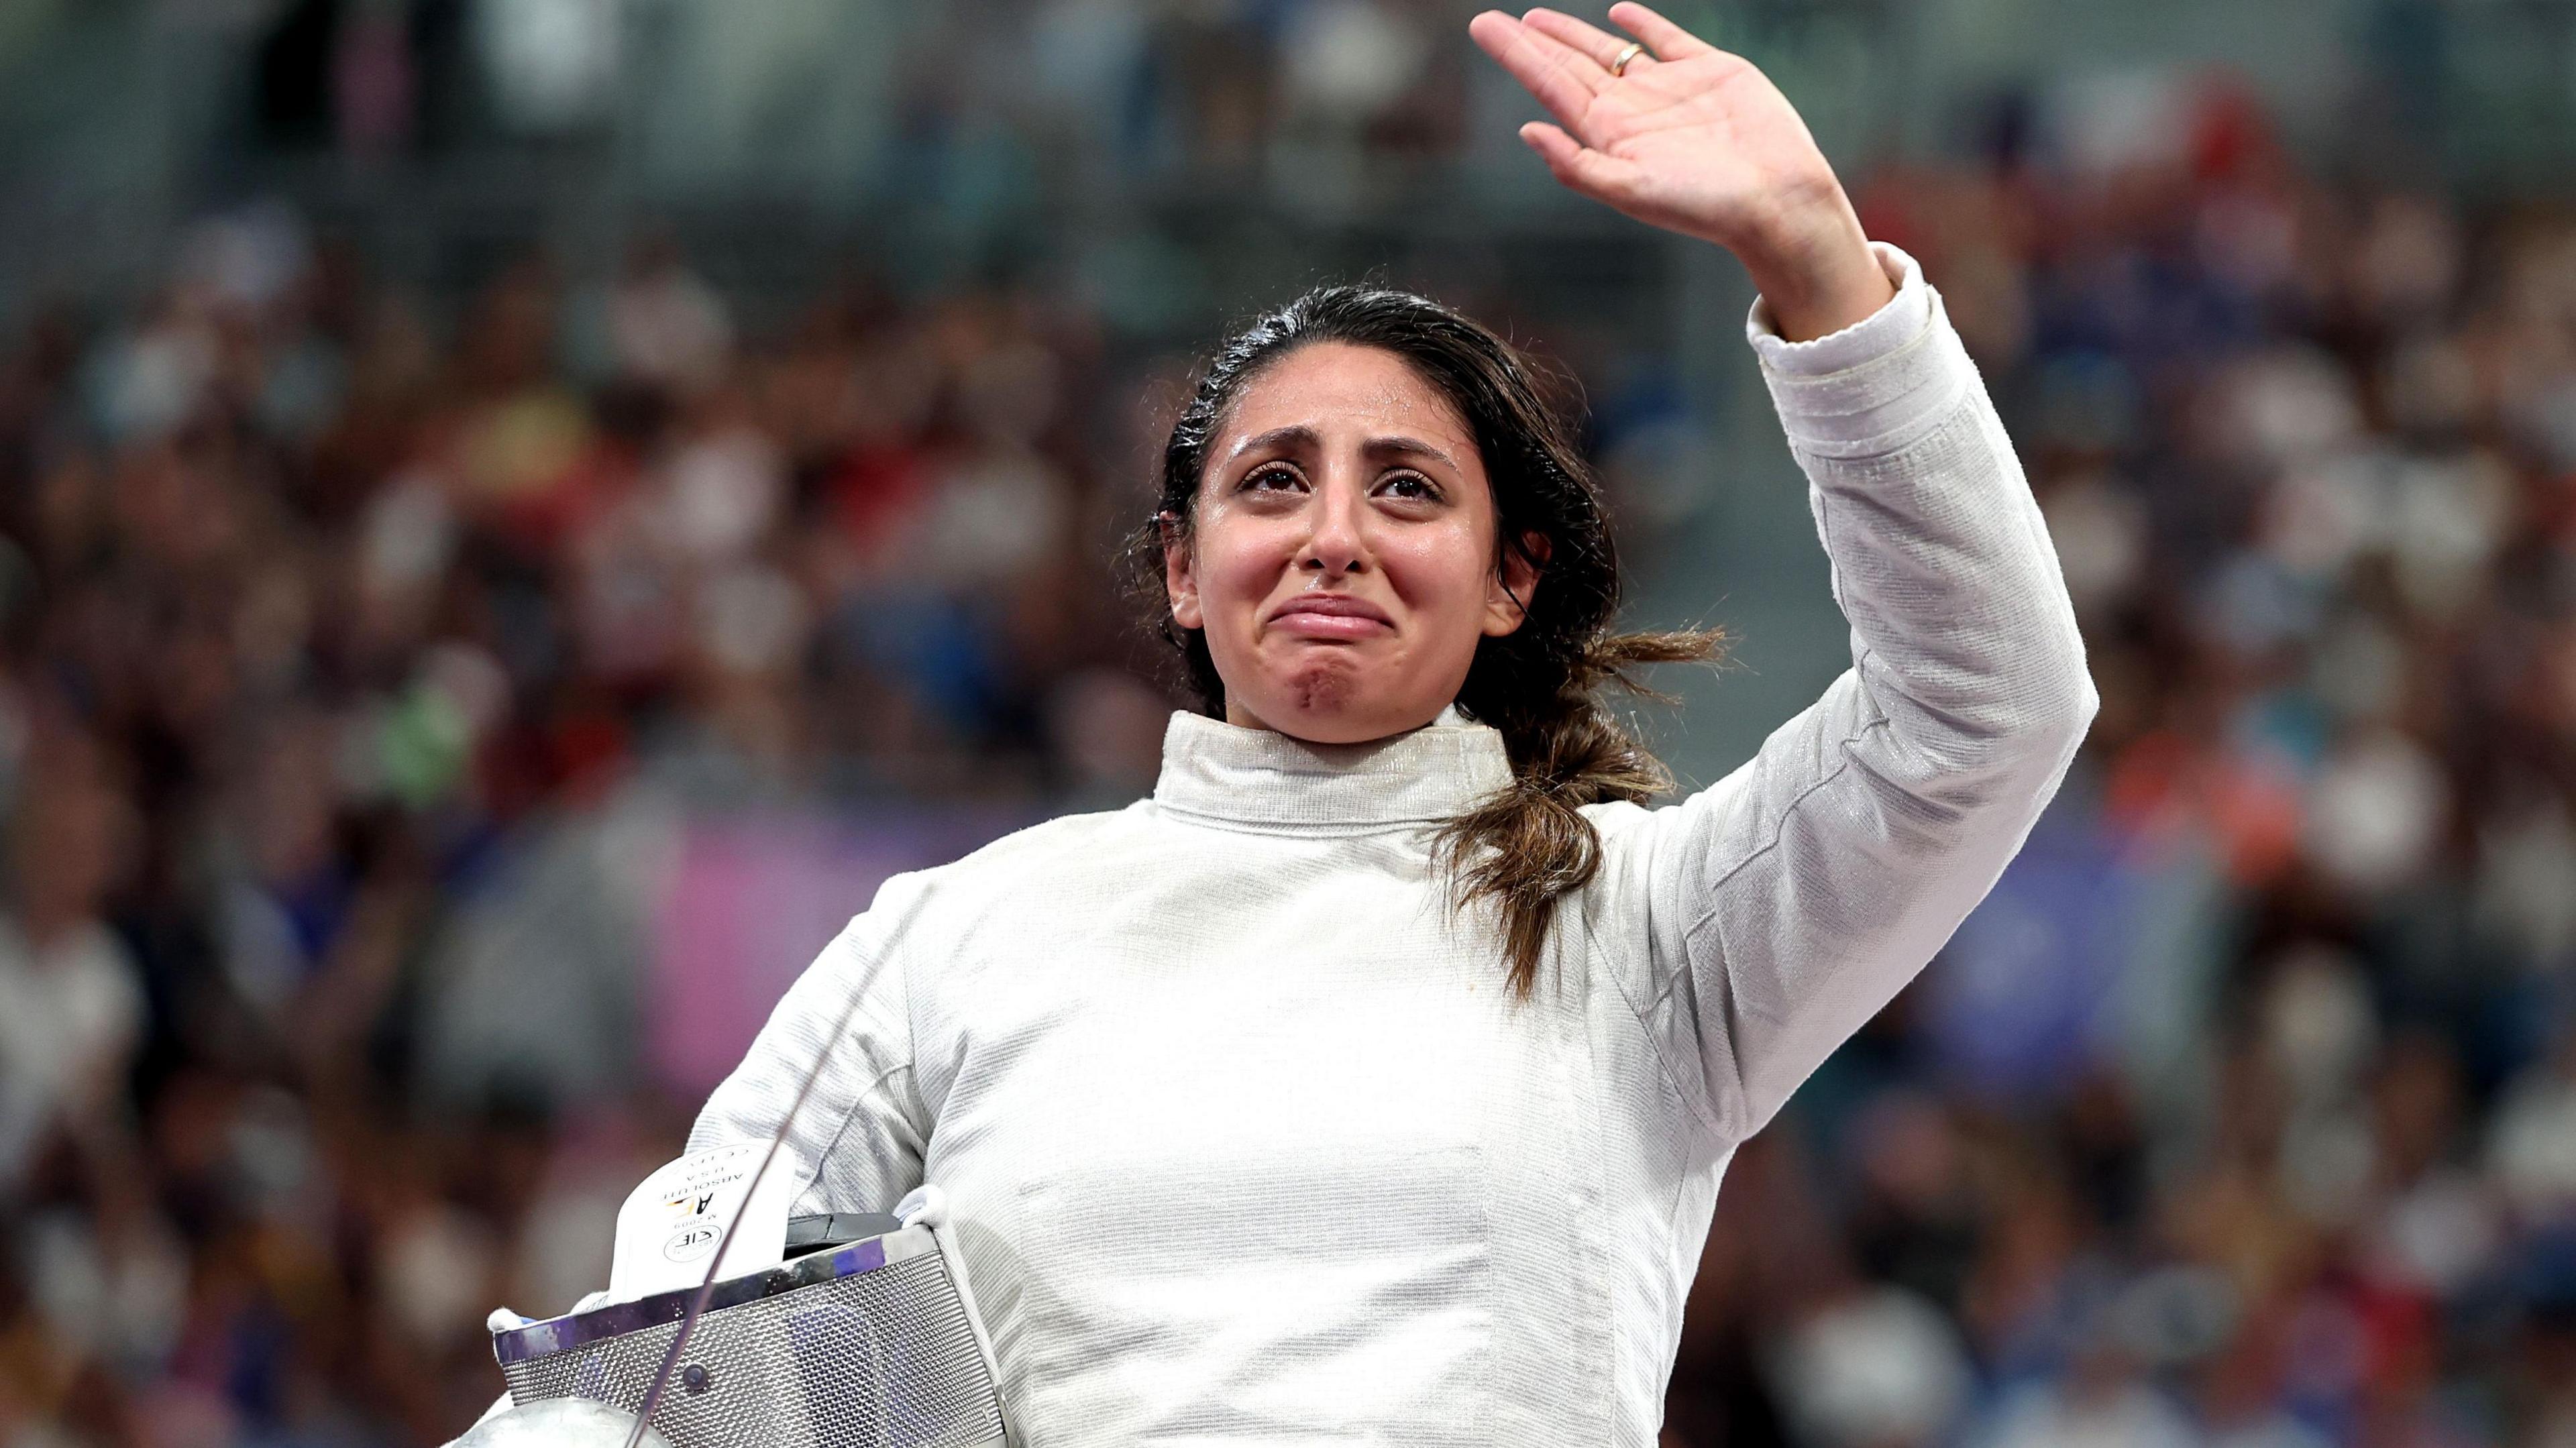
xmin=1431 ymin=630 xmax=1720 ymax=997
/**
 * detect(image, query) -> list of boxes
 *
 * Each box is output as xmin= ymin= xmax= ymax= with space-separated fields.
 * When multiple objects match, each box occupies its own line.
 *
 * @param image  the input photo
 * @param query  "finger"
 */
xmin=1471 ymin=9 xmax=1601 ymax=92
xmin=1606 ymin=1 xmax=1718 ymax=60
xmin=1468 ymin=12 xmax=1605 ymax=131
xmin=1519 ymin=121 xmax=1648 ymax=203
xmin=1522 ymin=7 xmax=1651 ymax=74
xmin=1499 ymin=13 xmax=1611 ymax=98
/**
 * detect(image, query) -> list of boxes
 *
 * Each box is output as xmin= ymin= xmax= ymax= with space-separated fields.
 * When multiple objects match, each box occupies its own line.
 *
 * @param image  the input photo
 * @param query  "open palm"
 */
xmin=1468 ymin=3 xmax=1841 ymax=250
xmin=1468 ymin=3 xmax=1888 ymax=338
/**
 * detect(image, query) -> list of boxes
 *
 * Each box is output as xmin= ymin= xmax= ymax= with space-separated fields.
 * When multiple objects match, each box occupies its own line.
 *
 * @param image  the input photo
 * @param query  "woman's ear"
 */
xmin=1161 ymin=512 xmax=1203 ymax=631
xmin=1482 ymin=529 xmax=1549 ymax=636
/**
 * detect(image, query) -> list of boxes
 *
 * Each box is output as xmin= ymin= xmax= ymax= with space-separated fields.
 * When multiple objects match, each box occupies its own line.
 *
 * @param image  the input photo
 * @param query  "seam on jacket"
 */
xmin=1674 ymin=686 xmax=1892 ymax=954
xmin=1831 ymin=723 xmax=1982 ymax=828
xmin=1784 ymin=387 xmax=1966 ymax=462
xmin=1665 ymin=1166 xmax=1695 ymax=1374
xmin=799 ymin=1057 xmax=914 ymax=1209
xmin=1586 ymin=915 xmax=1727 ymax=1144
xmin=1758 ymin=289 xmax=1941 ymax=386
xmin=792 ymin=915 xmax=918 ymax=1209
xmin=1767 ymin=313 xmax=1974 ymax=460
xmin=1854 ymin=659 xmax=1990 ymax=742
xmin=1649 ymin=708 xmax=1896 ymax=1134
xmin=898 ymin=919 xmax=923 ymax=1138
xmin=1816 ymin=485 xmax=1851 ymax=619
xmin=1747 ymin=239 xmax=1923 ymax=369
xmin=1148 ymin=803 xmax=1462 ymax=838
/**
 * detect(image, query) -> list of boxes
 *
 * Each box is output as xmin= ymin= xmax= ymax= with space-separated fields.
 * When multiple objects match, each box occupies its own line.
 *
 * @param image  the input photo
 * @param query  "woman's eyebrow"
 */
xmin=1362 ymin=435 xmax=1461 ymax=471
xmin=1220 ymin=425 xmax=1460 ymax=472
xmin=1222 ymin=424 xmax=1320 ymax=465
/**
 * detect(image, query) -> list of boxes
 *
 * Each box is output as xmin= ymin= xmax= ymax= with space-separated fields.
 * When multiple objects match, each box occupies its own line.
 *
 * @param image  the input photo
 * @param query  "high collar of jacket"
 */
xmin=1151 ymin=702 xmax=1515 ymax=831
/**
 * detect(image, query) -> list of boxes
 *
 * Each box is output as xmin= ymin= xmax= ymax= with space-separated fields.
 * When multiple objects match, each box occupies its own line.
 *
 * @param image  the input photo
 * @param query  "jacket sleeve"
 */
xmin=685 ymin=870 xmax=935 ymax=1217
xmin=1595 ymin=241 xmax=2098 ymax=1145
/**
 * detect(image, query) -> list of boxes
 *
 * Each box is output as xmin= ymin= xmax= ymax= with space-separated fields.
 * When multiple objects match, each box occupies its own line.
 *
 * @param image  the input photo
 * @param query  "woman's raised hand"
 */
xmin=1468 ymin=3 xmax=1894 ymax=341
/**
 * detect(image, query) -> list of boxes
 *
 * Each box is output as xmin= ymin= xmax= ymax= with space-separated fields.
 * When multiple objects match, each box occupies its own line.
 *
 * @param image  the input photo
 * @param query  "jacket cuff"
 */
xmin=1744 ymin=241 xmax=1968 ymax=457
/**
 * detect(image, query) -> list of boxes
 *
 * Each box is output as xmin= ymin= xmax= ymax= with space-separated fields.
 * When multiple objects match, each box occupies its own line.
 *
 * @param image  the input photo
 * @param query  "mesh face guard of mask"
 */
xmin=487 ymin=1186 xmax=1008 ymax=1448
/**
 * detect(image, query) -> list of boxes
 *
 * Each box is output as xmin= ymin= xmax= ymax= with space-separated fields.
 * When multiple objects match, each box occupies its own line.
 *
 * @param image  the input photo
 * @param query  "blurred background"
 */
xmin=2 ymin=0 xmax=2575 ymax=1443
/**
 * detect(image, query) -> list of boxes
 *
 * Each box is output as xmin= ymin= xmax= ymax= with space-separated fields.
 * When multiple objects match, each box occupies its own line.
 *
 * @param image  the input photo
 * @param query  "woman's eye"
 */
xmin=1244 ymin=465 xmax=1301 ymax=492
xmin=1379 ymin=472 xmax=1438 ymax=501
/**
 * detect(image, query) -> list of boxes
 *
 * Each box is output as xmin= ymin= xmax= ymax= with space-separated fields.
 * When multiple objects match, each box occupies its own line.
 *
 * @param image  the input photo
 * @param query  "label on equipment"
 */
xmin=608 ymin=1143 xmax=798 ymax=1302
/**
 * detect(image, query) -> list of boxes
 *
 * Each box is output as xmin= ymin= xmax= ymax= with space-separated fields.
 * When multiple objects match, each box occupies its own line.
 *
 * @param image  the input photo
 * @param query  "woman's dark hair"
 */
xmin=1119 ymin=282 xmax=1723 ymax=1001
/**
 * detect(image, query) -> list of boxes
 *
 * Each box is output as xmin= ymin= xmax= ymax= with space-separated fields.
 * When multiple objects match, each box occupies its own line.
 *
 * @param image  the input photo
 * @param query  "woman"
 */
xmin=694 ymin=5 xmax=2094 ymax=1443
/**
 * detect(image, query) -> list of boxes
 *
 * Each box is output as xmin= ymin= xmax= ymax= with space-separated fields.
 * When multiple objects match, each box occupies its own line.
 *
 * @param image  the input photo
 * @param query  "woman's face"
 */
xmin=1165 ymin=341 xmax=1543 ymax=744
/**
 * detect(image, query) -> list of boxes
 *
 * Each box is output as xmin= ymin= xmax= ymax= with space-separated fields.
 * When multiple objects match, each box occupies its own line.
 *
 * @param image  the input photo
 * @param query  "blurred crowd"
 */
xmin=1668 ymin=89 xmax=2576 ymax=1448
xmin=3 ymin=51 xmax=2576 ymax=1448
xmin=0 ymin=198 xmax=1186 ymax=1445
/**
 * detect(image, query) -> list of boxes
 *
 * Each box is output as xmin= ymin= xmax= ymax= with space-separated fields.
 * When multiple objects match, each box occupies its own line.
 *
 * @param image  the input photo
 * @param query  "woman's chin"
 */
xmin=1249 ymin=662 xmax=1429 ymax=744
xmin=1285 ymin=660 xmax=1360 ymax=714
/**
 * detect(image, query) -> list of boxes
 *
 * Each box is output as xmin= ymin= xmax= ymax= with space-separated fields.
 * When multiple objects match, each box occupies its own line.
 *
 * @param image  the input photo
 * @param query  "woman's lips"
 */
xmin=1269 ymin=596 xmax=1393 ymax=639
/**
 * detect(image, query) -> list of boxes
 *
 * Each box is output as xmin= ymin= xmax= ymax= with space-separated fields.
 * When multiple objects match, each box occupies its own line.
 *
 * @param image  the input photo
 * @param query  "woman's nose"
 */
xmin=1298 ymin=478 xmax=1369 ymax=573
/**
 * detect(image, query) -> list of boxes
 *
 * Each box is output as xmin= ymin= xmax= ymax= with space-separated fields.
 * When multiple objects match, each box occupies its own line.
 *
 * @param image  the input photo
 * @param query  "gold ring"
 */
xmin=1607 ymin=41 xmax=1646 ymax=76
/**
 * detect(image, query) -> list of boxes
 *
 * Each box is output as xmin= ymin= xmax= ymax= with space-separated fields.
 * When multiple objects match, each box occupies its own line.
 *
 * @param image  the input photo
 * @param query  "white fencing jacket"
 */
xmin=689 ymin=243 xmax=2098 ymax=1446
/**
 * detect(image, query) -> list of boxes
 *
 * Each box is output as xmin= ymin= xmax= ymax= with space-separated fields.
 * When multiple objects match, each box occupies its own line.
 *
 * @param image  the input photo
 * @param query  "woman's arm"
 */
xmin=1607 ymin=246 xmax=2094 ymax=1141
xmin=686 ymin=871 xmax=935 ymax=1218
xmin=1473 ymin=5 xmax=2097 ymax=1141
